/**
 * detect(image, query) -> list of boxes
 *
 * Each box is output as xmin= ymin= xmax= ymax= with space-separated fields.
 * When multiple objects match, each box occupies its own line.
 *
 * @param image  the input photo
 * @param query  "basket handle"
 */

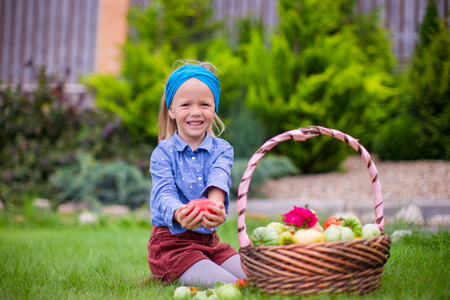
xmin=236 ymin=126 xmax=385 ymax=248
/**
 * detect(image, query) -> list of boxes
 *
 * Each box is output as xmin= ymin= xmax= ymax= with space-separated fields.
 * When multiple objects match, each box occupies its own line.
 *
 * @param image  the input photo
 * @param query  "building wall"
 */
xmin=0 ymin=0 xmax=99 ymax=84
xmin=96 ymin=0 xmax=130 ymax=75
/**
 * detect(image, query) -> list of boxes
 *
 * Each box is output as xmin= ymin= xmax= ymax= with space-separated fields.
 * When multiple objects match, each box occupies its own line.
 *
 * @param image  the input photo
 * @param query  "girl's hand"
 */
xmin=202 ymin=202 xmax=226 ymax=229
xmin=174 ymin=204 xmax=204 ymax=229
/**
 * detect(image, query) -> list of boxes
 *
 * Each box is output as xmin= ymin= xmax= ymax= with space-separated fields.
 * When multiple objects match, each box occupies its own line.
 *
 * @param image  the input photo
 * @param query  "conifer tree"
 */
xmin=408 ymin=0 xmax=450 ymax=159
xmin=243 ymin=0 xmax=397 ymax=172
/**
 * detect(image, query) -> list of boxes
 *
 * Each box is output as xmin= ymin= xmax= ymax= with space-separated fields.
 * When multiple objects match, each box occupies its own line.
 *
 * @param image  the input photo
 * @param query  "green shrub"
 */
xmin=407 ymin=22 xmax=450 ymax=159
xmin=75 ymin=111 xmax=154 ymax=171
xmin=226 ymin=99 xmax=267 ymax=159
xmin=242 ymin=0 xmax=398 ymax=173
xmin=0 ymin=66 xmax=80 ymax=206
xmin=374 ymin=0 xmax=450 ymax=160
xmin=50 ymin=153 xmax=151 ymax=209
xmin=373 ymin=114 xmax=425 ymax=160
xmin=416 ymin=0 xmax=441 ymax=53
xmin=0 ymin=65 xmax=152 ymax=207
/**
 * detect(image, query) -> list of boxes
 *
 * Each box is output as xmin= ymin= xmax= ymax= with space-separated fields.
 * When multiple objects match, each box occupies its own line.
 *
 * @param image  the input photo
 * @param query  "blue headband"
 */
xmin=165 ymin=64 xmax=220 ymax=113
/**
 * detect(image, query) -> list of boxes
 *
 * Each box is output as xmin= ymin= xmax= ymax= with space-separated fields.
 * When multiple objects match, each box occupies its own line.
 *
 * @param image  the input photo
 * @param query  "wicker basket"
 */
xmin=236 ymin=126 xmax=391 ymax=295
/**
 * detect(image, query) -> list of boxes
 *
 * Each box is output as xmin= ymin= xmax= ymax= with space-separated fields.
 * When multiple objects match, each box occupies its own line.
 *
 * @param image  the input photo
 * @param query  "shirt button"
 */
xmin=198 ymin=177 xmax=202 ymax=180
xmin=192 ymin=157 xmax=195 ymax=160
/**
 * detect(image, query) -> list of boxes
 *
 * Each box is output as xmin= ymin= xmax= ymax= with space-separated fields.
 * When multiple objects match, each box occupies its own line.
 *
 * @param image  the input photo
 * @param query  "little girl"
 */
xmin=147 ymin=60 xmax=247 ymax=287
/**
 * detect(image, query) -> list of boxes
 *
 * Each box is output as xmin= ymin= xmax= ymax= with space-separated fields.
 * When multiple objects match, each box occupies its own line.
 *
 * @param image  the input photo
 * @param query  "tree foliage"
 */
xmin=407 ymin=0 xmax=450 ymax=159
xmin=243 ymin=0 xmax=398 ymax=172
xmin=374 ymin=0 xmax=450 ymax=160
xmin=87 ymin=0 xmax=441 ymax=173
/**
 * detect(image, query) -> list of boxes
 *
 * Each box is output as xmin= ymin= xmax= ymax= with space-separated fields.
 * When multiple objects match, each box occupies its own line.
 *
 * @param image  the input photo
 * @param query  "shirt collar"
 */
xmin=172 ymin=131 xmax=213 ymax=153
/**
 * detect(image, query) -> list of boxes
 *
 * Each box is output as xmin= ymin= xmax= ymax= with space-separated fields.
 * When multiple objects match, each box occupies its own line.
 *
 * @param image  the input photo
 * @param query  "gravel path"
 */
xmin=260 ymin=156 xmax=450 ymax=204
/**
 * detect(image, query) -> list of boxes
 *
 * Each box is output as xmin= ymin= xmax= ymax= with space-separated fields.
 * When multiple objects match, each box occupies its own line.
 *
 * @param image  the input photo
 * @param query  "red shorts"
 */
xmin=147 ymin=226 xmax=238 ymax=284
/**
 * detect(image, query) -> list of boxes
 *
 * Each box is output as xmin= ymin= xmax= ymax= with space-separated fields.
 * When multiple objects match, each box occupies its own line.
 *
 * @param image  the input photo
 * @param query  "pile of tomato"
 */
xmin=250 ymin=208 xmax=382 ymax=246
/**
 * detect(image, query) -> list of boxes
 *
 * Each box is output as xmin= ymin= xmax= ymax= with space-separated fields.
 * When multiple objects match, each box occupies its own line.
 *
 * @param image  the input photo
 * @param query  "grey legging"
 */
xmin=178 ymin=254 xmax=247 ymax=287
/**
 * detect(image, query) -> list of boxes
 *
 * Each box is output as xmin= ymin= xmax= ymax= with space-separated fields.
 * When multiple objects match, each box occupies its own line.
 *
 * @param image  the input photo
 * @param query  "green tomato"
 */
xmin=362 ymin=224 xmax=382 ymax=239
xmin=340 ymin=216 xmax=362 ymax=237
xmin=250 ymin=227 xmax=265 ymax=246
xmin=216 ymin=284 xmax=242 ymax=299
xmin=279 ymin=231 xmax=296 ymax=245
xmin=250 ymin=227 xmax=280 ymax=246
xmin=324 ymin=225 xmax=341 ymax=242
xmin=174 ymin=286 xmax=192 ymax=300
xmin=193 ymin=291 xmax=208 ymax=300
xmin=266 ymin=222 xmax=287 ymax=235
xmin=340 ymin=227 xmax=355 ymax=241
xmin=324 ymin=225 xmax=355 ymax=241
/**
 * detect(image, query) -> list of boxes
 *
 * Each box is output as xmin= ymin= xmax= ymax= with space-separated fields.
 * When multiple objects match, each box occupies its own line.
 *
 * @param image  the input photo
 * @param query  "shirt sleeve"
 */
xmin=201 ymin=143 xmax=234 ymax=211
xmin=150 ymin=146 xmax=183 ymax=232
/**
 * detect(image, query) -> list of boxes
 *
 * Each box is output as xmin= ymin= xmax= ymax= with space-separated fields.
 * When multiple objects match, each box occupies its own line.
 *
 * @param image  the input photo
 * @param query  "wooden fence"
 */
xmin=357 ymin=0 xmax=449 ymax=59
xmin=1 ymin=0 xmax=449 ymax=85
xmin=0 ymin=0 xmax=99 ymax=84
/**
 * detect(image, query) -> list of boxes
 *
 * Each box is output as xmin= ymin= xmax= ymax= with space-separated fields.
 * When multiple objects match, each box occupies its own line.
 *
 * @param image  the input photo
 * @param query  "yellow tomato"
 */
xmin=293 ymin=229 xmax=325 ymax=244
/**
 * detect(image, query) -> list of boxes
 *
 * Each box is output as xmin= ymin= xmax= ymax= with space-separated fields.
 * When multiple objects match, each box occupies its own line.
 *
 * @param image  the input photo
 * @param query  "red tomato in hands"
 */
xmin=186 ymin=199 xmax=216 ymax=216
xmin=323 ymin=217 xmax=343 ymax=230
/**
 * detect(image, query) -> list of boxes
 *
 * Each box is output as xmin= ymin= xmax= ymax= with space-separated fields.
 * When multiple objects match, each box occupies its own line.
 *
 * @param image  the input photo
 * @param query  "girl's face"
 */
xmin=169 ymin=78 xmax=216 ymax=150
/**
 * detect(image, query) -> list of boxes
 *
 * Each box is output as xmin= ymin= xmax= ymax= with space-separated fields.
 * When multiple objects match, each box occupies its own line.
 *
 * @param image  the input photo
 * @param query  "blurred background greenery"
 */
xmin=1 ymin=0 xmax=449 ymax=210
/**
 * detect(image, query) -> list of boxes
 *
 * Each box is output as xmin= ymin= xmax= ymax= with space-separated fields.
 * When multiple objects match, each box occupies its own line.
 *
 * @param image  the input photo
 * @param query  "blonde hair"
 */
xmin=157 ymin=60 xmax=226 ymax=141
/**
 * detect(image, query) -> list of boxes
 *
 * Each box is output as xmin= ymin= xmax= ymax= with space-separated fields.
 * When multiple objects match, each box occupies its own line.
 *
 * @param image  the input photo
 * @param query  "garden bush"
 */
xmin=0 ymin=66 xmax=80 ymax=206
xmin=374 ymin=0 xmax=450 ymax=160
xmin=407 ymin=25 xmax=450 ymax=159
xmin=0 ymin=65 xmax=152 ymax=208
xmin=242 ymin=0 xmax=398 ymax=173
xmin=373 ymin=113 xmax=425 ymax=160
xmin=50 ymin=153 xmax=151 ymax=209
xmin=225 ymin=98 xmax=267 ymax=159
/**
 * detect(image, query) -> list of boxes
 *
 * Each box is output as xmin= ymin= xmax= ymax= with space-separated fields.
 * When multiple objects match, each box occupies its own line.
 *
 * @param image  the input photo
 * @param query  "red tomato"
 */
xmin=311 ymin=223 xmax=324 ymax=232
xmin=323 ymin=217 xmax=343 ymax=230
xmin=187 ymin=198 xmax=216 ymax=216
xmin=234 ymin=278 xmax=247 ymax=287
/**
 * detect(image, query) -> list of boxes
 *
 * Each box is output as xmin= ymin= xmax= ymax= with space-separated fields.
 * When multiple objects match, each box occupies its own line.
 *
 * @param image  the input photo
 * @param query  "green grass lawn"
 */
xmin=0 ymin=209 xmax=449 ymax=299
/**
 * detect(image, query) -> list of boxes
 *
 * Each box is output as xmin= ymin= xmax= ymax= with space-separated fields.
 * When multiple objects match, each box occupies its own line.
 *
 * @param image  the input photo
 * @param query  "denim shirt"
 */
xmin=150 ymin=131 xmax=234 ymax=234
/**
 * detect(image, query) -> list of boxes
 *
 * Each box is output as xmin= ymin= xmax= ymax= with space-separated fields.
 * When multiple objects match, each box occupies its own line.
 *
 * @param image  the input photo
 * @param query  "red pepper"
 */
xmin=323 ymin=217 xmax=343 ymax=230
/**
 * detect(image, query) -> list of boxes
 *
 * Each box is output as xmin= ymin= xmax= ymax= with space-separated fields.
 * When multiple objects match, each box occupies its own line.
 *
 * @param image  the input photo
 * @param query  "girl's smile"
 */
xmin=169 ymin=78 xmax=216 ymax=150
xmin=187 ymin=121 xmax=203 ymax=126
